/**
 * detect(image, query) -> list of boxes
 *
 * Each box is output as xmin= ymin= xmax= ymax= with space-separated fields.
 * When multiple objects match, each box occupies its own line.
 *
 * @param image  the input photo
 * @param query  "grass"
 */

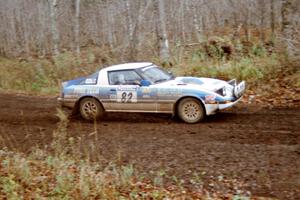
xmin=0 ymin=46 xmax=288 ymax=94
xmin=172 ymin=54 xmax=282 ymax=90
xmin=0 ymin=39 xmax=291 ymax=95
xmin=0 ymin=50 xmax=103 ymax=94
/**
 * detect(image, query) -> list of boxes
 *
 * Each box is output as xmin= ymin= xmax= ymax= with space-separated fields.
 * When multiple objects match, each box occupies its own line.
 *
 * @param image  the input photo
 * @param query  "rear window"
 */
xmin=80 ymin=72 xmax=98 ymax=85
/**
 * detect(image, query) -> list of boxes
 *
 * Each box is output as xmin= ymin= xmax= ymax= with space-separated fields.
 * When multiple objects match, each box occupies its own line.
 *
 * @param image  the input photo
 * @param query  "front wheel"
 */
xmin=79 ymin=97 xmax=104 ymax=121
xmin=177 ymin=98 xmax=205 ymax=123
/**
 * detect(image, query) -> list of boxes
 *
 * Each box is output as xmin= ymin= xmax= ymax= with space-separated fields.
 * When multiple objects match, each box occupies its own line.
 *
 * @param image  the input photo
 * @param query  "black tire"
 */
xmin=177 ymin=98 xmax=205 ymax=123
xmin=79 ymin=97 xmax=104 ymax=121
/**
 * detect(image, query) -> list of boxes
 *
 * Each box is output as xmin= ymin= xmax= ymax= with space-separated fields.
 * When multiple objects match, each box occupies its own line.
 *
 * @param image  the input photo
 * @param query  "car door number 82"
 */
xmin=117 ymin=91 xmax=137 ymax=103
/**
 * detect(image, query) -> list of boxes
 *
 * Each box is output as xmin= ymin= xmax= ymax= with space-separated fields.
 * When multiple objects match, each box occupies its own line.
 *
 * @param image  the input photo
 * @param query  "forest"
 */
xmin=0 ymin=0 xmax=299 ymax=60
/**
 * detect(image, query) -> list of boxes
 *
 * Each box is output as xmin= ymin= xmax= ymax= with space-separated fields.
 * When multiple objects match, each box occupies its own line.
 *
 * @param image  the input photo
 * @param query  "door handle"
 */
xmin=110 ymin=89 xmax=116 ymax=92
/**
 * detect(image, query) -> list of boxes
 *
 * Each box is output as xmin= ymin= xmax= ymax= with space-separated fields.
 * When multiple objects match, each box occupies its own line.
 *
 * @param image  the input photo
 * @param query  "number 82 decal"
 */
xmin=117 ymin=91 xmax=137 ymax=103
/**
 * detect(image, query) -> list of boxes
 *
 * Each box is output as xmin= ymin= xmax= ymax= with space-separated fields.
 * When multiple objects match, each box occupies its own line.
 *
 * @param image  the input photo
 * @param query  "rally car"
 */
xmin=58 ymin=62 xmax=245 ymax=123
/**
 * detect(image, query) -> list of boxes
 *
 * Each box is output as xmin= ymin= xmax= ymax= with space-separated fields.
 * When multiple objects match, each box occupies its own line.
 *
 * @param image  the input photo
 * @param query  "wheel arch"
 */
xmin=173 ymin=95 xmax=206 ymax=117
xmin=72 ymin=95 xmax=104 ymax=115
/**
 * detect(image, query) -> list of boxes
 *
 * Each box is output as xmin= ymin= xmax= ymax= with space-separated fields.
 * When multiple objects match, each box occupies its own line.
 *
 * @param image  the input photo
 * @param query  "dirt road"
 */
xmin=0 ymin=93 xmax=299 ymax=199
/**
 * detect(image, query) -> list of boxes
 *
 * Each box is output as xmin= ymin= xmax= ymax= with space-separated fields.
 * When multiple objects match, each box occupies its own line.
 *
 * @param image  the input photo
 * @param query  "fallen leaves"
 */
xmin=242 ymin=65 xmax=300 ymax=108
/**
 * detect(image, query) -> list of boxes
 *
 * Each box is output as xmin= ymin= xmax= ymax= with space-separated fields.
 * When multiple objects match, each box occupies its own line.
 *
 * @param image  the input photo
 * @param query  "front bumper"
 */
xmin=218 ymin=96 xmax=243 ymax=110
xmin=205 ymin=96 xmax=243 ymax=115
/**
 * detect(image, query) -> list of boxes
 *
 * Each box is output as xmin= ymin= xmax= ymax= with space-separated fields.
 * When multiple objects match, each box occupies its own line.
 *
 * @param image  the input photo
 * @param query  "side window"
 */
xmin=108 ymin=70 xmax=142 ymax=85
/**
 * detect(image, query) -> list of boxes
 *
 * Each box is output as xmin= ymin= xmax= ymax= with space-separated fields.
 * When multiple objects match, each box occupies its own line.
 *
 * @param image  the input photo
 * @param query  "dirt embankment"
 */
xmin=0 ymin=93 xmax=299 ymax=199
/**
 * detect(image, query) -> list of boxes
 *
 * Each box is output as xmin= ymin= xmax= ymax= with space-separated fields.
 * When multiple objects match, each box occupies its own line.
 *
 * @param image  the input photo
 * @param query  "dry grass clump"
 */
xmin=0 ymin=110 xmax=270 ymax=200
xmin=0 ymin=148 xmax=178 ymax=199
xmin=0 ymin=110 xmax=173 ymax=199
xmin=0 ymin=47 xmax=108 ymax=94
xmin=173 ymin=55 xmax=281 ymax=89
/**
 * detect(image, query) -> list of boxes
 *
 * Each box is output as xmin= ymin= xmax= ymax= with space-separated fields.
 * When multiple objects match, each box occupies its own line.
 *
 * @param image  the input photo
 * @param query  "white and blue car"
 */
xmin=58 ymin=62 xmax=245 ymax=123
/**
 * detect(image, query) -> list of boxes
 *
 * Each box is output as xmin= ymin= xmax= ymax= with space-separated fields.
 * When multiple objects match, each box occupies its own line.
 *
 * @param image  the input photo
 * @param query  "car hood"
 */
xmin=157 ymin=77 xmax=230 ymax=91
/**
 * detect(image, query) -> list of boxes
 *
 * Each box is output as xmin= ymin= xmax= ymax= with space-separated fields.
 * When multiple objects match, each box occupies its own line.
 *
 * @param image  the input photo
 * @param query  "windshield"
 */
xmin=139 ymin=66 xmax=174 ymax=84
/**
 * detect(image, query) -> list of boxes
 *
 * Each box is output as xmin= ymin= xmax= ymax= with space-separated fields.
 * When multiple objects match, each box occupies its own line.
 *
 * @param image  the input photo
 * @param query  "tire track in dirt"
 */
xmin=0 ymin=93 xmax=299 ymax=199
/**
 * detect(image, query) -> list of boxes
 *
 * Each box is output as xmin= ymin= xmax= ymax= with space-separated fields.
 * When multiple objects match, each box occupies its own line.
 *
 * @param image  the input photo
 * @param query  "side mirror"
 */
xmin=140 ymin=80 xmax=151 ymax=87
xmin=167 ymin=71 xmax=175 ymax=78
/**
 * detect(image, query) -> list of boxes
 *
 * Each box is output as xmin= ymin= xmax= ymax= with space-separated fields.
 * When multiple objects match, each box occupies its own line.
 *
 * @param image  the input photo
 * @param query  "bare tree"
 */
xmin=48 ymin=0 xmax=60 ymax=55
xmin=0 ymin=0 xmax=297 ymax=58
xmin=74 ymin=0 xmax=81 ymax=55
xmin=191 ymin=0 xmax=204 ymax=42
xmin=124 ymin=0 xmax=135 ymax=60
xmin=270 ymin=0 xmax=275 ymax=38
xmin=155 ymin=0 xmax=170 ymax=64
xmin=258 ymin=0 xmax=266 ymax=42
xmin=281 ymin=0 xmax=295 ymax=56
xmin=242 ymin=1 xmax=251 ymax=41
xmin=104 ymin=2 xmax=114 ymax=51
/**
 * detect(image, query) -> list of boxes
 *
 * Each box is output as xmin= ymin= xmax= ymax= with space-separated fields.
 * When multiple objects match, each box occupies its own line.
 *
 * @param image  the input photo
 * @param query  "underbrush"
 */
xmin=0 ymin=49 xmax=105 ymax=94
xmin=0 ymin=41 xmax=289 ymax=95
xmin=0 ymin=110 xmax=261 ymax=200
xmin=172 ymin=54 xmax=282 ymax=90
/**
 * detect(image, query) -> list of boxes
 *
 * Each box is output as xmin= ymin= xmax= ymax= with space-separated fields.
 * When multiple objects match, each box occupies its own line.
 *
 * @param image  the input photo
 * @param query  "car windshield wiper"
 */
xmin=154 ymin=78 xmax=168 ymax=83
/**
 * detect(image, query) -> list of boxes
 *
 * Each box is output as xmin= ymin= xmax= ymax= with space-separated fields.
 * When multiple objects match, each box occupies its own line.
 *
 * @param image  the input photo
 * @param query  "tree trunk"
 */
xmin=180 ymin=0 xmax=186 ymax=43
xmin=228 ymin=0 xmax=239 ymax=29
xmin=125 ymin=0 xmax=136 ymax=61
xmin=155 ymin=0 xmax=170 ymax=65
xmin=281 ymin=0 xmax=294 ymax=57
xmin=48 ymin=0 xmax=59 ymax=55
xmin=104 ymin=2 xmax=114 ymax=51
xmin=74 ymin=0 xmax=80 ymax=55
xmin=244 ymin=7 xmax=250 ymax=42
xmin=191 ymin=0 xmax=204 ymax=42
xmin=270 ymin=0 xmax=275 ymax=38
xmin=259 ymin=1 xmax=266 ymax=42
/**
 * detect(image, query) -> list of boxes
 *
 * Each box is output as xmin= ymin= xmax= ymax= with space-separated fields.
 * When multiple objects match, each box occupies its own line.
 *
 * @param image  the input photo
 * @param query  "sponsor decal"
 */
xmin=85 ymin=78 xmax=97 ymax=84
xmin=72 ymin=87 xmax=99 ymax=95
xmin=157 ymin=88 xmax=182 ymax=96
xmin=117 ymin=86 xmax=138 ymax=91
xmin=142 ymin=87 xmax=151 ymax=94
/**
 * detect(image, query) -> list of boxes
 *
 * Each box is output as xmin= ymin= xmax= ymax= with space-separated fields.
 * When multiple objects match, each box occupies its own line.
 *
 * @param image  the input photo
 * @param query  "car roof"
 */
xmin=102 ymin=62 xmax=154 ymax=72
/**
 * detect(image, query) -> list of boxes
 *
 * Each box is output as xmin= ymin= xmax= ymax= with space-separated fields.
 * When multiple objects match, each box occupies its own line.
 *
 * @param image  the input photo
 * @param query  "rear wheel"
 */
xmin=177 ymin=98 xmax=205 ymax=123
xmin=79 ymin=97 xmax=104 ymax=121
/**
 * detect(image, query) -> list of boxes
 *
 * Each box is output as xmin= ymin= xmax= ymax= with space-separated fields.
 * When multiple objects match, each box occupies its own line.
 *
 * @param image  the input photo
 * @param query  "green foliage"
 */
xmin=0 ymin=175 xmax=22 ymax=200
xmin=251 ymin=44 xmax=267 ymax=57
xmin=0 ymin=49 xmax=102 ymax=94
xmin=172 ymin=54 xmax=281 ymax=90
xmin=0 ymin=39 xmax=285 ymax=95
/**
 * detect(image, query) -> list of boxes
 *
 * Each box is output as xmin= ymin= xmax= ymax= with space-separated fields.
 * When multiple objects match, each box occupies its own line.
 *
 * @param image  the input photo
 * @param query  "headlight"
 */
xmin=215 ymin=87 xmax=226 ymax=96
